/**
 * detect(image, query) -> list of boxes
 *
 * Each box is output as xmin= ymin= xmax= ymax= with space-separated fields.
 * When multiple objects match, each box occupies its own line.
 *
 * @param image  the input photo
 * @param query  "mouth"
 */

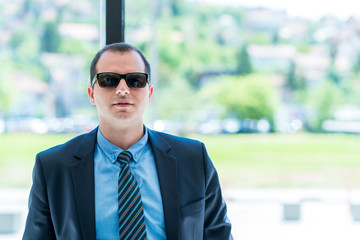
xmin=114 ymin=103 xmax=132 ymax=106
xmin=113 ymin=100 xmax=133 ymax=108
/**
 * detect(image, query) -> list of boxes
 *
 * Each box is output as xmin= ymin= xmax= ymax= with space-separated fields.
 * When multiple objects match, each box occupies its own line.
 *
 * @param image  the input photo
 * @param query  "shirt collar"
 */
xmin=96 ymin=127 xmax=149 ymax=164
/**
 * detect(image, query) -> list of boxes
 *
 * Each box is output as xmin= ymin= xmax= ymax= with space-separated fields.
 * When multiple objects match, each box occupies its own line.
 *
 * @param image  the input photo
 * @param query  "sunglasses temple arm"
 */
xmin=91 ymin=76 xmax=97 ymax=86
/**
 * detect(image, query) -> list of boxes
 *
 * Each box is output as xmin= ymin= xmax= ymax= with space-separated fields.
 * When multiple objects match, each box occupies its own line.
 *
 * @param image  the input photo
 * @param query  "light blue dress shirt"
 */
xmin=94 ymin=127 xmax=167 ymax=240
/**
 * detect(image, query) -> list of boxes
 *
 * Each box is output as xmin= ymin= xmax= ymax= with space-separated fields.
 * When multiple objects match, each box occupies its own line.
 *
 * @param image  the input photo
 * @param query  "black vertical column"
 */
xmin=106 ymin=0 xmax=125 ymax=44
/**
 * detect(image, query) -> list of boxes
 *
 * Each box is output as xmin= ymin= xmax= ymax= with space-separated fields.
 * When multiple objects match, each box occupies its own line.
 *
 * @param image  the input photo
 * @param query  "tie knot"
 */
xmin=117 ymin=151 xmax=133 ymax=165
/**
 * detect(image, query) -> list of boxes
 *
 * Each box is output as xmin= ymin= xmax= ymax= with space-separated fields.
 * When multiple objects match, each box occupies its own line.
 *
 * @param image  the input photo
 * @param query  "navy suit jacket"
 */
xmin=23 ymin=128 xmax=232 ymax=239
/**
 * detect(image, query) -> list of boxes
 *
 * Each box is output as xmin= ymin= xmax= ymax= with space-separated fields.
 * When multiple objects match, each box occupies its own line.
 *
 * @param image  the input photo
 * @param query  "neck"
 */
xmin=99 ymin=123 xmax=144 ymax=150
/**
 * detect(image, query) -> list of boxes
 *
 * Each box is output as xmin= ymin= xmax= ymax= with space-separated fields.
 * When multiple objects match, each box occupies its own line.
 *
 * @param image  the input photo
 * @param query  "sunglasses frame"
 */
xmin=92 ymin=72 xmax=149 ymax=88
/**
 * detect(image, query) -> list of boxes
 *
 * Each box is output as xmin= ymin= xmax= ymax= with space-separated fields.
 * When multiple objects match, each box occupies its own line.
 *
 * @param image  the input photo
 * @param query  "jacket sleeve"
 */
xmin=22 ymin=154 xmax=56 ymax=240
xmin=202 ymin=143 xmax=234 ymax=240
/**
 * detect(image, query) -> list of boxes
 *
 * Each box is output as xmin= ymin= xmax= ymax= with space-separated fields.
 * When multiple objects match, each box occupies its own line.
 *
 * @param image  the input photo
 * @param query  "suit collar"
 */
xmin=148 ymin=129 xmax=179 ymax=240
xmin=71 ymin=127 xmax=98 ymax=240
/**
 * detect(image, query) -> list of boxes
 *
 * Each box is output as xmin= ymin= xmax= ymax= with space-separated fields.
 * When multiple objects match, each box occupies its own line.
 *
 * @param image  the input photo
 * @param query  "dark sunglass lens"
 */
xmin=126 ymin=74 xmax=147 ymax=88
xmin=98 ymin=74 xmax=120 ymax=88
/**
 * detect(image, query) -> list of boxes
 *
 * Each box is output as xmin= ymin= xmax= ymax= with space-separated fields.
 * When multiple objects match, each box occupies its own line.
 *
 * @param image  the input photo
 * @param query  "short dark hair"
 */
xmin=90 ymin=42 xmax=151 ymax=85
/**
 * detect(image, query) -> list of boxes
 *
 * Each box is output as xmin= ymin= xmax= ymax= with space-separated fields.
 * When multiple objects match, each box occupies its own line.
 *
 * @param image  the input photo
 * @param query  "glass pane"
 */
xmin=125 ymin=1 xmax=360 ymax=239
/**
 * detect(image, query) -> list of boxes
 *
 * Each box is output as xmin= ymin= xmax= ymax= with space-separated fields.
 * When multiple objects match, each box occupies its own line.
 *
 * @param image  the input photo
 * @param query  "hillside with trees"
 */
xmin=2 ymin=0 xmax=360 ymax=133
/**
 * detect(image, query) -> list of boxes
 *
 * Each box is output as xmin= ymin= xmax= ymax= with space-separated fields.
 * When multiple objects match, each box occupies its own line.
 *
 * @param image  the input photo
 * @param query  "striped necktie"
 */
xmin=117 ymin=151 xmax=147 ymax=240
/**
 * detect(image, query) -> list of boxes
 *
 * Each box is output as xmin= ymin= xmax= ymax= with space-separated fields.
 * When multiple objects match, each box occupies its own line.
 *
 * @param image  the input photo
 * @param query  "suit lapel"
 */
xmin=148 ymin=130 xmax=179 ymax=240
xmin=70 ymin=128 xmax=98 ymax=240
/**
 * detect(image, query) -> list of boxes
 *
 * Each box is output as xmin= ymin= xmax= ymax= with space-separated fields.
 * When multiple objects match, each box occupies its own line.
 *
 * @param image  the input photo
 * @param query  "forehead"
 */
xmin=96 ymin=50 xmax=145 ymax=72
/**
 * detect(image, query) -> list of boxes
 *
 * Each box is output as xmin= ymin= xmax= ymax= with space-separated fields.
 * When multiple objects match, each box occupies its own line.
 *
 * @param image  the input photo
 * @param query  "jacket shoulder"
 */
xmin=37 ymin=128 xmax=97 ymax=163
xmin=148 ymin=129 xmax=206 ymax=160
xmin=150 ymin=130 xmax=202 ymax=146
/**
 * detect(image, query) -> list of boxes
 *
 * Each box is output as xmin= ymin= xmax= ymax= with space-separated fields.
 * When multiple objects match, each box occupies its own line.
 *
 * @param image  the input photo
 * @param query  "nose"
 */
xmin=115 ymin=79 xmax=130 ymax=95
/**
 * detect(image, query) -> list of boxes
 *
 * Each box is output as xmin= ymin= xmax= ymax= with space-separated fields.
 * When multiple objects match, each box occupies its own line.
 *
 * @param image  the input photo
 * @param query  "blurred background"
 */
xmin=1 ymin=0 xmax=360 ymax=239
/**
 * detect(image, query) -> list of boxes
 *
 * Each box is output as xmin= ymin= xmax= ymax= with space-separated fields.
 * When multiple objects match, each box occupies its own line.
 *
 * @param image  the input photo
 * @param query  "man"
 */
xmin=23 ymin=42 xmax=233 ymax=239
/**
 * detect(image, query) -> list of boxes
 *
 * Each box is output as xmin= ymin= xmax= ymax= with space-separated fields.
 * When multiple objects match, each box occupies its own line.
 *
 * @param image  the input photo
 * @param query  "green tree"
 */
xmin=201 ymin=74 xmax=279 ymax=126
xmin=41 ymin=21 xmax=61 ymax=53
xmin=307 ymin=80 xmax=343 ymax=131
xmin=286 ymin=60 xmax=306 ymax=91
xmin=169 ymin=0 xmax=183 ymax=16
xmin=237 ymin=44 xmax=252 ymax=75
xmin=272 ymin=28 xmax=280 ymax=44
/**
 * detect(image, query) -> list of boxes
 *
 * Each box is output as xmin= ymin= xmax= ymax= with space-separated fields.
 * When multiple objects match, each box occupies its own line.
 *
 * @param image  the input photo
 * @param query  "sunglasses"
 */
xmin=92 ymin=72 xmax=149 ymax=88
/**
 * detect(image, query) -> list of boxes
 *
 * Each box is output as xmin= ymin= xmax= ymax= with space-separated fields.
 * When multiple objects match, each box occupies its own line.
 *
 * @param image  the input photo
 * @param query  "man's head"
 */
xmin=88 ymin=43 xmax=154 ymax=130
xmin=90 ymin=42 xmax=151 ymax=86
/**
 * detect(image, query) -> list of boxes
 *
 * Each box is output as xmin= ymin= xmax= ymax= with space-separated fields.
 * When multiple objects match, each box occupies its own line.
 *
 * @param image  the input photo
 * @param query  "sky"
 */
xmin=193 ymin=0 xmax=359 ymax=20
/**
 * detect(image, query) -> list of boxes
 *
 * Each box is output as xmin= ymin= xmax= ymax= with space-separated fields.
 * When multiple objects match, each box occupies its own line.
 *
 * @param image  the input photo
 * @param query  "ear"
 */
xmin=148 ymin=85 xmax=154 ymax=103
xmin=88 ymin=86 xmax=96 ymax=105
